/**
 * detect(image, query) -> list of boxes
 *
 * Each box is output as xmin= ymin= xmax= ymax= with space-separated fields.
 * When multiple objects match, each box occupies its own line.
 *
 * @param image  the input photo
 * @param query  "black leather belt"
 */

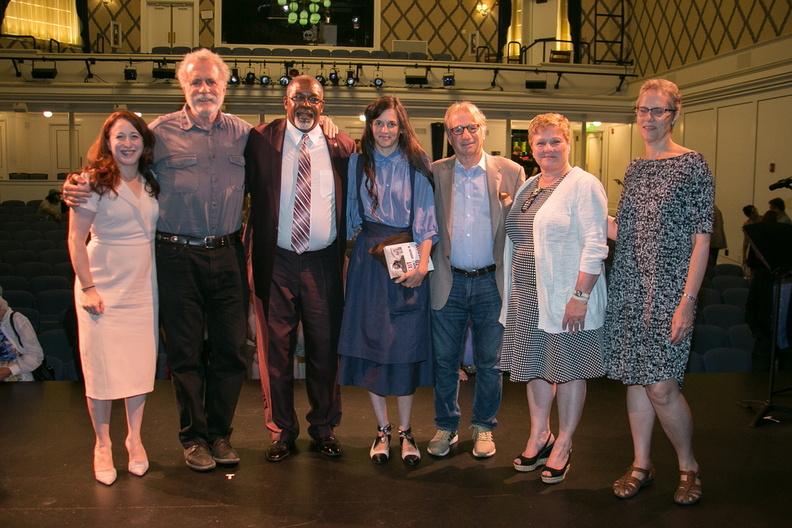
xmin=451 ymin=264 xmax=497 ymax=278
xmin=156 ymin=230 xmax=239 ymax=249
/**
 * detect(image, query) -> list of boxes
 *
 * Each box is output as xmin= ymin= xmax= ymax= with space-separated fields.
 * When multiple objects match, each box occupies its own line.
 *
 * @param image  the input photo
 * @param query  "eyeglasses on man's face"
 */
xmin=448 ymin=123 xmax=482 ymax=136
xmin=635 ymin=106 xmax=675 ymax=118
xmin=289 ymin=94 xmax=323 ymax=105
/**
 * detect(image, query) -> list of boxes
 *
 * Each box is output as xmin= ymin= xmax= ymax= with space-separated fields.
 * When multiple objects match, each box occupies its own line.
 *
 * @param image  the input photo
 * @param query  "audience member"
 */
xmin=0 ymin=286 xmax=43 ymax=382
xmin=708 ymin=205 xmax=727 ymax=274
xmin=37 ymin=188 xmax=64 ymax=222
xmin=768 ymin=197 xmax=791 ymax=224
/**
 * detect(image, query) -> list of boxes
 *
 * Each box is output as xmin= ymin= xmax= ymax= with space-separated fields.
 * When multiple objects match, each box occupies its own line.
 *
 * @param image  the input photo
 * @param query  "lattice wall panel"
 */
xmin=88 ymin=0 xmax=141 ymax=53
xmin=380 ymin=0 xmax=500 ymax=60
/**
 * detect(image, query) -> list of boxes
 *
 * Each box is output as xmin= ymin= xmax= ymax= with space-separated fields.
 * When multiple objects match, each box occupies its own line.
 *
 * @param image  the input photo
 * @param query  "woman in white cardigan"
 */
xmin=499 ymin=113 xmax=608 ymax=484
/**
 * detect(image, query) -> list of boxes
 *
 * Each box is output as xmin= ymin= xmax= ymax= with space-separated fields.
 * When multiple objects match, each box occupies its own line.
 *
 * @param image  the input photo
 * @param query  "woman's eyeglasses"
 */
xmin=635 ymin=106 xmax=675 ymax=118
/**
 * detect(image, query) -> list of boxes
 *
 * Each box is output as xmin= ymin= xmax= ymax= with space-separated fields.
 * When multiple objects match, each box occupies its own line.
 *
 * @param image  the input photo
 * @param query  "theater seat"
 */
xmin=703 ymin=347 xmax=752 ymax=373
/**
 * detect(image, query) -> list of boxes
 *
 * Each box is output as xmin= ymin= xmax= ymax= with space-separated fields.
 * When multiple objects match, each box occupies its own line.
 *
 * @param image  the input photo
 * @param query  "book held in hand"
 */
xmin=383 ymin=241 xmax=434 ymax=279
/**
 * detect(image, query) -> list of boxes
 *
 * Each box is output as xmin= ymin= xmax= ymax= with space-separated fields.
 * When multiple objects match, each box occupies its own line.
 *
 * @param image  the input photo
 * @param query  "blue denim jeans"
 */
xmin=431 ymin=272 xmax=503 ymax=432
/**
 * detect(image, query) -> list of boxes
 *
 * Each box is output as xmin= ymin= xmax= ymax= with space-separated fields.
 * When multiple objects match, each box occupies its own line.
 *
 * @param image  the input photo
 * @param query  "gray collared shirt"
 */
xmin=149 ymin=106 xmax=251 ymax=238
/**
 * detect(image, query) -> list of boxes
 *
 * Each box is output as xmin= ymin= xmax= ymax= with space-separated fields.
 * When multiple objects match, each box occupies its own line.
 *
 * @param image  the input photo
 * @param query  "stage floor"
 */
xmin=1 ymin=374 xmax=790 ymax=527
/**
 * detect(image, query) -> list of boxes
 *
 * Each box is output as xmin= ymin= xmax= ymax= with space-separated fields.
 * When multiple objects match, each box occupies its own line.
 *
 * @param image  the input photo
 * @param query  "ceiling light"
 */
xmin=372 ymin=69 xmax=384 ymax=88
xmin=259 ymin=73 xmax=271 ymax=86
xmin=328 ymin=68 xmax=339 ymax=86
xmin=244 ymin=70 xmax=257 ymax=85
xmin=345 ymin=69 xmax=356 ymax=87
xmin=315 ymin=73 xmax=327 ymax=86
xmin=358 ymin=114 xmax=366 ymax=122
xmin=134 ymin=112 xmax=143 ymax=117
xmin=42 ymin=111 xmax=53 ymax=118
xmin=229 ymin=68 xmax=240 ymax=85
xmin=279 ymin=74 xmax=290 ymax=87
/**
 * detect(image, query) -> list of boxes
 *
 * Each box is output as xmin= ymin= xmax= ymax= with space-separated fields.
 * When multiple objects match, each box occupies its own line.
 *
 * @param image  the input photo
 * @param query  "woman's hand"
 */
xmin=562 ymin=298 xmax=588 ymax=332
xmin=395 ymin=266 xmax=428 ymax=288
xmin=669 ymin=297 xmax=696 ymax=344
xmin=81 ymin=288 xmax=105 ymax=316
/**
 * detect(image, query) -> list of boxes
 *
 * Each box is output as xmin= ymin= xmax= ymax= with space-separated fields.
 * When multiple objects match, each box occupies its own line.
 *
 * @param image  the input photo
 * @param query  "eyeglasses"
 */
xmin=289 ymin=94 xmax=323 ymax=105
xmin=635 ymin=106 xmax=676 ymax=118
xmin=448 ymin=123 xmax=481 ymax=136
xmin=520 ymin=186 xmax=545 ymax=213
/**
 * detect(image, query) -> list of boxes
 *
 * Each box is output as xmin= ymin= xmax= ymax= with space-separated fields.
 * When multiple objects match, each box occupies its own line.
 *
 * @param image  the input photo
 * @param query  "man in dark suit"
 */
xmin=245 ymin=75 xmax=355 ymax=462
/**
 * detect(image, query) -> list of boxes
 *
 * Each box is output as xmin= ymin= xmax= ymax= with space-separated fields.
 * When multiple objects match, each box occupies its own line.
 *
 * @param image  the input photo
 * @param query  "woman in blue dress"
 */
xmin=338 ymin=96 xmax=437 ymax=466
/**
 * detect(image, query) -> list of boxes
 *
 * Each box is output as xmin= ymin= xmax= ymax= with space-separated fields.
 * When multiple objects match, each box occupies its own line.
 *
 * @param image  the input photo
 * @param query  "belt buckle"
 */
xmin=203 ymin=235 xmax=216 ymax=248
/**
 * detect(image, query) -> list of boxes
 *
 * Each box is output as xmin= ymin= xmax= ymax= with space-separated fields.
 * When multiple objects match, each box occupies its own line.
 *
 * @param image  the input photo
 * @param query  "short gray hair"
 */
xmin=444 ymin=101 xmax=487 ymax=131
xmin=176 ymin=48 xmax=229 ymax=88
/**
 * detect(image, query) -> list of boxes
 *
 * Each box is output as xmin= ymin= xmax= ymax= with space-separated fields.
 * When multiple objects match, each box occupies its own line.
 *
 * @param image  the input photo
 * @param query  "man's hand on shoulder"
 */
xmin=319 ymin=116 xmax=338 ymax=139
xmin=62 ymin=172 xmax=91 ymax=207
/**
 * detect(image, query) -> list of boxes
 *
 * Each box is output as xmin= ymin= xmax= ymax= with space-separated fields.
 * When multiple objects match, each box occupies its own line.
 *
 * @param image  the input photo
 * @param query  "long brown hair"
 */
xmin=82 ymin=111 xmax=159 ymax=198
xmin=360 ymin=96 xmax=432 ymax=211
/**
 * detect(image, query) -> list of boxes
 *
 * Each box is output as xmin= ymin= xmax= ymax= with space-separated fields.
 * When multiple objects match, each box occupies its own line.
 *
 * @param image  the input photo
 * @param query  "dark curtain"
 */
xmin=496 ymin=0 xmax=512 ymax=62
xmin=76 ymin=0 xmax=90 ymax=52
xmin=430 ymin=122 xmax=445 ymax=161
xmin=568 ymin=0 xmax=583 ymax=63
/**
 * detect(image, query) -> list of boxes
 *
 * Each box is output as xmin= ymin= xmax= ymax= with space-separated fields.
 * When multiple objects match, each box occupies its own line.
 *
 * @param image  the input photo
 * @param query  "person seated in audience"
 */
xmin=741 ymin=204 xmax=761 ymax=277
xmin=37 ymin=188 xmax=65 ymax=222
xmin=768 ymin=197 xmax=791 ymax=225
xmin=708 ymin=205 xmax=727 ymax=275
xmin=0 ymin=286 xmax=44 ymax=382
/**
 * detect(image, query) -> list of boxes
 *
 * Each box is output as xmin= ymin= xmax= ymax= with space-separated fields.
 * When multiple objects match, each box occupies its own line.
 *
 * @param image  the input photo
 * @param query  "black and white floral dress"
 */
xmin=604 ymin=152 xmax=714 ymax=386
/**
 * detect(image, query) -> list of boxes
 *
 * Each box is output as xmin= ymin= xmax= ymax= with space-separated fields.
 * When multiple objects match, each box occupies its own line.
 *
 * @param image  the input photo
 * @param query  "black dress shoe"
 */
xmin=310 ymin=436 xmax=343 ymax=458
xmin=265 ymin=440 xmax=295 ymax=462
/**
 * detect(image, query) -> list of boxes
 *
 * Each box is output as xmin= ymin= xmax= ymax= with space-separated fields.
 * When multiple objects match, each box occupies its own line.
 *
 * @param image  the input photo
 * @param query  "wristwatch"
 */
xmin=571 ymin=290 xmax=590 ymax=303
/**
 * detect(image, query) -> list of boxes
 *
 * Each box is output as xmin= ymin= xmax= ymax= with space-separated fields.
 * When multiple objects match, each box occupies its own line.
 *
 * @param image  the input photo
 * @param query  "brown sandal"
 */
xmin=613 ymin=465 xmax=655 ymax=499
xmin=674 ymin=470 xmax=702 ymax=505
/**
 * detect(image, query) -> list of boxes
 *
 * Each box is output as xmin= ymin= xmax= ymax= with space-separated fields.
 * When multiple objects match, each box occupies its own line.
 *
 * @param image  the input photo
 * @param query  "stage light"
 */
xmin=328 ymin=68 xmax=339 ymax=85
xmin=279 ymin=74 xmax=290 ymax=87
xmin=229 ymin=68 xmax=240 ymax=85
xmin=525 ymin=80 xmax=548 ymax=90
xmin=152 ymin=66 xmax=175 ymax=79
xmin=372 ymin=69 xmax=384 ymax=89
xmin=405 ymin=73 xmax=428 ymax=85
xmin=315 ymin=73 xmax=327 ymax=86
xmin=31 ymin=64 xmax=57 ymax=79
xmin=345 ymin=69 xmax=356 ymax=87
xmin=244 ymin=70 xmax=257 ymax=85
xmin=124 ymin=66 xmax=137 ymax=81
xmin=442 ymin=72 xmax=455 ymax=87
xmin=259 ymin=73 xmax=272 ymax=86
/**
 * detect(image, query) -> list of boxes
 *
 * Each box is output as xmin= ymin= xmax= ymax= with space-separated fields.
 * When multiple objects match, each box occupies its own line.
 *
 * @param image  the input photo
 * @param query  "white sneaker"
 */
xmin=426 ymin=429 xmax=458 ymax=457
xmin=471 ymin=426 xmax=496 ymax=458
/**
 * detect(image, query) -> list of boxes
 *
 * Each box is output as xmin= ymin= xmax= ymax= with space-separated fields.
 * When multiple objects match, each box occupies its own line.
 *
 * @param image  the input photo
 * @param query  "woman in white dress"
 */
xmin=67 ymin=111 xmax=160 ymax=486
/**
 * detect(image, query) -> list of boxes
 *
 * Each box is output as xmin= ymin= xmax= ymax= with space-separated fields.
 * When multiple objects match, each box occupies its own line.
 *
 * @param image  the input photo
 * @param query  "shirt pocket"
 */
xmin=163 ymin=155 xmax=199 ymax=193
xmin=319 ymin=169 xmax=334 ymax=199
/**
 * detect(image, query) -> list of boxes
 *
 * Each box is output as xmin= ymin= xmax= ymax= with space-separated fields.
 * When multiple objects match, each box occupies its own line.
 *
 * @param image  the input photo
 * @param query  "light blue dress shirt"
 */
xmin=450 ymin=153 xmax=494 ymax=270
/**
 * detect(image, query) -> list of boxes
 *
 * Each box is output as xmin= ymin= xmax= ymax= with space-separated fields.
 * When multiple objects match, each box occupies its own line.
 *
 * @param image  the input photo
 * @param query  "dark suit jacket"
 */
xmin=244 ymin=118 xmax=356 ymax=313
xmin=429 ymin=154 xmax=526 ymax=310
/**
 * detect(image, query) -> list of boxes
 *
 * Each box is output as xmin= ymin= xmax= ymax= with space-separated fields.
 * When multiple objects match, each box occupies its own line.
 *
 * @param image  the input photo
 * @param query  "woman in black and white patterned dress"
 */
xmin=499 ymin=113 xmax=608 ymax=484
xmin=605 ymin=79 xmax=711 ymax=506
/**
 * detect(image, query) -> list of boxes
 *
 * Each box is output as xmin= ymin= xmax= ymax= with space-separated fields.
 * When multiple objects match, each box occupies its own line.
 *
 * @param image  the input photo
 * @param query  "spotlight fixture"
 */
xmin=259 ymin=73 xmax=272 ymax=86
xmin=315 ymin=73 xmax=327 ymax=86
xmin=328 ymin=68 xmax=339 ymax=85
xmin=244 ymin=70 xmax=257 ymax=85
xmin=124 ymin=66 xmax=137 ymax=81
xmin=404 ymin=68 xmax=428 ymax=86
xmin=345 ymin=69 xmax=356 ymax=87
xmin=152 ymin=64 xmax=176 ymax=79
xmin=279 ymin=74 xmax=290 ymax=87
xmin=372 ymin=68 xmax=384 ymax=89
xmin=31 ymin=62 xmax=57 ymax=79
xmin=229 ymin=67 xmax=240 ymax=85
xmin=525 ymin=80 xmax=548 ymax=90
xmin=442 ymin=72 xmax=455 ymax=87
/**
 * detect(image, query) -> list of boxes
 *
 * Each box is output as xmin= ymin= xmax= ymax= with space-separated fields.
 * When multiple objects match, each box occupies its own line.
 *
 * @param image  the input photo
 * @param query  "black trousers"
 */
xmin=157 ymin=239 xmax=248 ymax=447
xmin=263 ymin=245 xmax=343 ymax=442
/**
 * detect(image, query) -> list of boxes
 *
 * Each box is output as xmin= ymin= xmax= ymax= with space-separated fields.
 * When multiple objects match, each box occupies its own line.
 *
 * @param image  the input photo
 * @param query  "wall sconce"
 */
xmin=475 ymin=2 xmax=489 ymax=17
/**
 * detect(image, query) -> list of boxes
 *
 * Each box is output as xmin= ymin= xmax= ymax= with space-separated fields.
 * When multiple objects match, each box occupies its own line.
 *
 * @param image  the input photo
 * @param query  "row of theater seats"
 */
xmin=150 ymin=45 xmax=452 ymax=61
xmin=0 ymin=203 xmax=78 ymax=379
xmin=688 ymin=263 xmax=753 ymax=373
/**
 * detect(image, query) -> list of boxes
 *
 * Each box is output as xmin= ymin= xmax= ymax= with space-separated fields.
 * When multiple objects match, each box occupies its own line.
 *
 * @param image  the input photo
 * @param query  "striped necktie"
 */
xmin=291 ymin=133 xmax=311 ymax=253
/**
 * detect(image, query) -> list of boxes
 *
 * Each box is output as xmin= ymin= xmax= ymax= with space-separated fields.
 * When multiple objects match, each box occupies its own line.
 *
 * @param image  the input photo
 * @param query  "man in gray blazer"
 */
xmin=428 ymin=101 xmax=525 ymax=458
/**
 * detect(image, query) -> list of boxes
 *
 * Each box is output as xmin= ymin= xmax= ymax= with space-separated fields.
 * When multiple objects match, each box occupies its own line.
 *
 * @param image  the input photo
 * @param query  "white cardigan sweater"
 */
xmin=499 ymin=166 xmax=609 ymax=333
